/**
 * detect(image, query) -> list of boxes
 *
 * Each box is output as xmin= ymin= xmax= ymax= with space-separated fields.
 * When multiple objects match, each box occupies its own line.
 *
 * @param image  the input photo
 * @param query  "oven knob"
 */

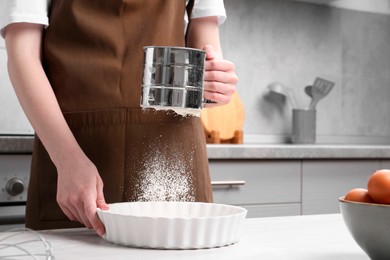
xmin=6 ymin=178 xmax=25 ymax=196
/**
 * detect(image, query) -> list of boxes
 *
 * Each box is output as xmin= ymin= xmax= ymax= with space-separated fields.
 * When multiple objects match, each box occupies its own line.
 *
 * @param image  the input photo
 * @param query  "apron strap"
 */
xmin=185 ymin=0 xmax=195 ymax=44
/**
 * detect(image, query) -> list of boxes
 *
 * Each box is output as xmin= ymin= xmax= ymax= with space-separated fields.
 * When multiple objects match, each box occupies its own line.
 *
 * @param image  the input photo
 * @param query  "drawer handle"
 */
xmin=211 ymin=180 xmax=246 ymax=187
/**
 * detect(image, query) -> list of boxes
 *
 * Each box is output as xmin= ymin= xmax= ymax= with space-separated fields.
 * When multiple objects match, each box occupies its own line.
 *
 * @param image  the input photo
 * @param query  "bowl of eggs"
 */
xmin=340 ymin=169 xmax=390 ymax=260
xmin=97 ymin=201 xmax=247 ymax=249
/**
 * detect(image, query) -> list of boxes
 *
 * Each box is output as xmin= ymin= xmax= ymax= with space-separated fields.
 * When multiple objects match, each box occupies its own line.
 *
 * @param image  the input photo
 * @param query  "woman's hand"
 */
xmin=4 ymin=23 xmax=109 ymax=237
xmin=202 ymin=45 xmax=238 ymax=108
xmin=186 ymin=16 xmax=238 ymax=107
xmin=56 ymin=153 xmax=109 ymax=237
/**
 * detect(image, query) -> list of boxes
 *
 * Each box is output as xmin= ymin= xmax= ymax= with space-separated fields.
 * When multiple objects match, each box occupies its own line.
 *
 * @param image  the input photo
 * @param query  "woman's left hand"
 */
xmin=202 ymin=45 xmax=238 ymax=107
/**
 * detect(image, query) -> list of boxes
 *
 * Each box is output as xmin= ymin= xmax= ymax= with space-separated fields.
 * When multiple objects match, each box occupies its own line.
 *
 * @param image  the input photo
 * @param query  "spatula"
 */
xmin=308 ymin=77 xmax=335 ymax=109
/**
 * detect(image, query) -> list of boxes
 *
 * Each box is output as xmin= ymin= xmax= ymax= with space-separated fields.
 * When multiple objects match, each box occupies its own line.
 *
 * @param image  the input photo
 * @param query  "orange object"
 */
xmin=344 ymin=188 xmax=374 ymax=203
xmin=368 ymin=169 xmax=390 ymax=204
xmin=200 ymin=91 xmax=245 ymax=144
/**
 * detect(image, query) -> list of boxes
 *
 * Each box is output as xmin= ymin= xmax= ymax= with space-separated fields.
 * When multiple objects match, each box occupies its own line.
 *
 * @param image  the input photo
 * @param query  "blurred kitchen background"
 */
xmin=220 ymin=0 xmax=390 ymax=144
xmin=1 ymin=0 xmax=390 ymax=144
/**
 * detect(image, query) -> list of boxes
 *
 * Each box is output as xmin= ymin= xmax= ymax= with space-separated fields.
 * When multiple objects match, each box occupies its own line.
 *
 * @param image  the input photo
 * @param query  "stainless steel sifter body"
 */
xmin=140 ymin=46 xmax=206 ymax=111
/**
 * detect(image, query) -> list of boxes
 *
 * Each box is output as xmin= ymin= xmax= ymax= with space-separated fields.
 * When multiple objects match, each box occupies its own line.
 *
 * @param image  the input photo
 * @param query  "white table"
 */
xmin=0 ymin=214 xmax=368 ymax=260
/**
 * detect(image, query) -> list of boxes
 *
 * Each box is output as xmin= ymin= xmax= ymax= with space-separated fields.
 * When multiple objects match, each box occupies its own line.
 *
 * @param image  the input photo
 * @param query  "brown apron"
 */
xmin=26 ymin=0 xmax=213 ymax=230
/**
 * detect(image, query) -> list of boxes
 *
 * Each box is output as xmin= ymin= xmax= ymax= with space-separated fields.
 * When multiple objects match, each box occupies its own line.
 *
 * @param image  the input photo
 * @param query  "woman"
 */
xmin=1 ymin=0 xmax=237 ymax=237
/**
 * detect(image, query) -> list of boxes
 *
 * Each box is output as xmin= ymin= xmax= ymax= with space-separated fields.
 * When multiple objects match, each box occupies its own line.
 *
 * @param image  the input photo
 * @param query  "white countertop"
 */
xmin=207 ymin=143 xmax=390 ymax=159
xmin=0 ymin=214 xmax=368 ymax=259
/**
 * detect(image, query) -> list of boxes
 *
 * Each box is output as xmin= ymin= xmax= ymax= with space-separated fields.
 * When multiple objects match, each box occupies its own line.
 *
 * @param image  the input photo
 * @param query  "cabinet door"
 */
xmin=302 ymin=160 xmax=380 ymax=215
xmin=380 ymin=160 xmax=390 ymax=168
xmin=209 ymin=160 xmax=301 ymax=205
xmin=243 ymin=204 xmax=301 ymax=218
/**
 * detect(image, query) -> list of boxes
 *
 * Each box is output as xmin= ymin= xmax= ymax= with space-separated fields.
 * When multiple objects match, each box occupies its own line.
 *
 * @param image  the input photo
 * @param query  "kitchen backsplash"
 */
xmin=220 ymin=0 xmax=390 ymax=144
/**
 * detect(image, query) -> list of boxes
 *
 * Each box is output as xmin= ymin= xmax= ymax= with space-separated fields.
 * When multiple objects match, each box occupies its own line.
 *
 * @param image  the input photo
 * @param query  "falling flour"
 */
xmin=133 ymin=141 xmax=196 ymax=202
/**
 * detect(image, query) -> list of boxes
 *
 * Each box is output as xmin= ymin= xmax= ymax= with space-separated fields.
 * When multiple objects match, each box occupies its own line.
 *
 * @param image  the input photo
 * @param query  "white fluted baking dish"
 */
xmin=97 ymin=201 xmax=247 ymax=249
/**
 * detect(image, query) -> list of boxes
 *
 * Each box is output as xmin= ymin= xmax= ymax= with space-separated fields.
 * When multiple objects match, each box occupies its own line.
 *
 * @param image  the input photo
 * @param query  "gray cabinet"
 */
xmin=301 ymin=160 xmax=379 ymax=215
xmin=210 ymin=159 xmax=383 ymax=218
xmin=381 ymin=160 xmax=390 ymax=168
xmin=209 ymin=160 xmax=301 ymax=218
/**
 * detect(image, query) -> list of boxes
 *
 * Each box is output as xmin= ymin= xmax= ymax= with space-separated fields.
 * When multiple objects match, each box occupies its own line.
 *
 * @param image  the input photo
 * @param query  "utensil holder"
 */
xmin=292 ymin=109 xmax=316 ymax=144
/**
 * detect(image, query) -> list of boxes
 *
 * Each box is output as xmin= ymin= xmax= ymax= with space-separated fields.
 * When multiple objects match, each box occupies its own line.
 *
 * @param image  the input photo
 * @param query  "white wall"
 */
xmin=294 ymin=0 xmax=390 ymax=14
xmin=0 ymin=37 xmax=33 ymax=134
xmin=220 ymin=0 xmax=390 ymax=144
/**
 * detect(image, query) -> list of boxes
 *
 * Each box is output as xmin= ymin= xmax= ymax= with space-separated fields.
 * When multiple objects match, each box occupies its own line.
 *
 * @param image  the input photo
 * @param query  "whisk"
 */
xmin=0 ymin=228 xmax=54 ymax=259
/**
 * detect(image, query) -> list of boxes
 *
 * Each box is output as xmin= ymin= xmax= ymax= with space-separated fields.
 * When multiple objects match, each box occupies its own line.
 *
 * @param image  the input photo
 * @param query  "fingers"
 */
xmin=58 ymin=203 xmax=79 ymax=222
xmin=57 ymin=192 xmax=83 ymax=223
xmin=203 ymin=44 xmax=216 ymax=60
xmin=56 ymin=174 xmax=108 ymax=237
xmin=205 ymin=59 xmax=235 ymax=72
xmin=96 ymin=179 xmax=109 ymax=210
xmin=203 ymin=90 xmax=232 ymax=106
xmin=94 ymin=178 xmax=109 ymax=236
xmin=84 ymin=195 xmax=106 ymax=237
xmin=204 ymin=70 xmax=238 ymax=86
xmin=58 ymin=193 xmax=106 ymax=237
xmin=203 ymin=58 xmax=238 ymax=106
xmin=58 ymin=194 xmax=92 ymax=228
xmin=203 ymin=81 xmax=235 ymax=97
xmin=80 ymin=179 xmax=108 ymax=236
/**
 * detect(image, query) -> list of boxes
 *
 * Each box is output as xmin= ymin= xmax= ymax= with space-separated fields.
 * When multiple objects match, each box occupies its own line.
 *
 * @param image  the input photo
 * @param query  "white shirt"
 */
xmin=0 ymin=0 xmax=226 ymax=38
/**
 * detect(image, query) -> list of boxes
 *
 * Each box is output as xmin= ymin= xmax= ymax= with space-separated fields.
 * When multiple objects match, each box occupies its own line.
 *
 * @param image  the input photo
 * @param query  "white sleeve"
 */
xmin=191 ymin=0 xmax=227 ymax=25
xmin=0 ymin=0 xmax=49 ymax=38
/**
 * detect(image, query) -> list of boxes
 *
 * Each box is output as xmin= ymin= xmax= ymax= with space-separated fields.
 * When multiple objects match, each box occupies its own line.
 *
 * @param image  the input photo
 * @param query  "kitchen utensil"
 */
xmin=268 ymin=82 xmax=298 ymax=108
xmin=97 ymin=201 xmax=247 ymax=249
xmin=200 ymin=91 xmax=245 ymax=143
xmin=308 ymin=77 xmax=335 ymax=109
xmin=339 ymin=197 xmax=390 ymax=260
xmin=304 ymin=85 xmax=312 ymax=98
xmin=0 ymin=228 xmax=54 ymax=259
xmin=292 ymin=108 xmax=316 ymax=144
xmin=140 ymin=46 xmax=207 ymax=114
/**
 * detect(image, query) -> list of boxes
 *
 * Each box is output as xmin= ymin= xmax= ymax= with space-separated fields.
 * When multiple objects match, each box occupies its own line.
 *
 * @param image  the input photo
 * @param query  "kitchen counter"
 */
xmin=0 ymin=136 xmax=34 ymax=154
xmin=207 ymin=143 xmax=390 ymax=159
xmin=1 ymin=135 xmax=390 ymax=159
xmin=0 ymin=214 xmax=368 ymax=259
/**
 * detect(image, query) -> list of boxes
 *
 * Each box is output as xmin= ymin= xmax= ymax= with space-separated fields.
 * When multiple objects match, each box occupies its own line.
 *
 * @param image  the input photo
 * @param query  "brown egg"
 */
xmin=368 ymin=169 xmax=390 ymax=204
xmin=344 ymin=188 xmax=374 ymax=203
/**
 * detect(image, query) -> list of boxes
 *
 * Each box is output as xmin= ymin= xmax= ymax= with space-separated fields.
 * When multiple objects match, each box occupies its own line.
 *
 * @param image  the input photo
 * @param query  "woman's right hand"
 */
xmin=56 ymin=154 xmax=109 ymax=237
xmin=4 ymin=23 xmax=109 ymax=236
